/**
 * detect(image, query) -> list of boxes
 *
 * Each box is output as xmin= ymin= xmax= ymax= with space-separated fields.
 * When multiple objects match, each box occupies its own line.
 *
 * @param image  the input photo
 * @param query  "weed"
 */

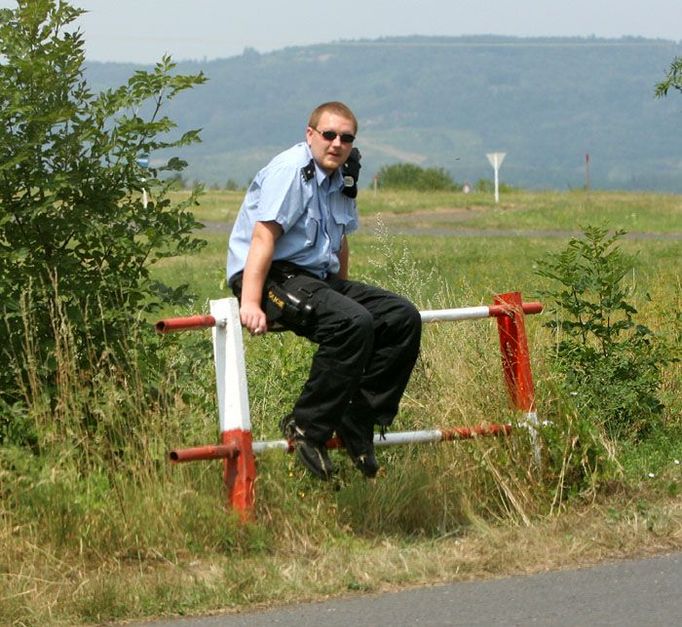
xmin=535 ymin=225 xmax=676 ymax=441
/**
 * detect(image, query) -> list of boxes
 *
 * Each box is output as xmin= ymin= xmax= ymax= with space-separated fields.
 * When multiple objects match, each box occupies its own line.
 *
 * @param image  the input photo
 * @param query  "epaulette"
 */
xmin=301 ymin=159 xmax=315 ymax=182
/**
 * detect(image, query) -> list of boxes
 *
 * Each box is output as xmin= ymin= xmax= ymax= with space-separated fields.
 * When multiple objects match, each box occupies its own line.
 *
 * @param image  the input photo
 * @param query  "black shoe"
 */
xmin=337 ymin=425 xmax=380 ymax=478
xmin=279 ymin=413 xmax=296 ymax=440
xmin=350 ymin=449 xmax=379 ymax=478
xmin=295 ymin=438 xmax=334 ymax=481
xmin=280 ymin=414 xmax=334 ymax=481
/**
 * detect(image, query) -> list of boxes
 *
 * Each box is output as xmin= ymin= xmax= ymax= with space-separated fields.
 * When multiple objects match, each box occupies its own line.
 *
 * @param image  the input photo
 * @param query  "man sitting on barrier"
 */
xmin=227 ymin=101 xmax=422 ymax=481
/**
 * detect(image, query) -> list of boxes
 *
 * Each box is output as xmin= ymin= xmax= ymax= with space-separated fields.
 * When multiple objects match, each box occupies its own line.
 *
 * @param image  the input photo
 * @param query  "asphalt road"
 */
xmin=139 ymin=551 xmax=681 ymax=626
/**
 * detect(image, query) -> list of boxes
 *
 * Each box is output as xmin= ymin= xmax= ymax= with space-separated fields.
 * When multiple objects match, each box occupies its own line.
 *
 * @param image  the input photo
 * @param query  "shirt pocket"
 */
xmin=328 ymin=206 xmax=354 ymax=248
xmin=304 ymin=205 xmax=321 ymax=247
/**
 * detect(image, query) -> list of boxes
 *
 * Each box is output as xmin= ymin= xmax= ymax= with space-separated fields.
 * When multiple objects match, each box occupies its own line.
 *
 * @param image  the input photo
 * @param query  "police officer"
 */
xmin=227 ymin=101 xmax=421 ymax=480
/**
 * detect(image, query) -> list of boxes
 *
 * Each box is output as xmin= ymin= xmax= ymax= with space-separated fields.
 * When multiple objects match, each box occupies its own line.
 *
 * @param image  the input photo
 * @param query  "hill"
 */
xmin=85 ymin=35 xmax=682 ymax=191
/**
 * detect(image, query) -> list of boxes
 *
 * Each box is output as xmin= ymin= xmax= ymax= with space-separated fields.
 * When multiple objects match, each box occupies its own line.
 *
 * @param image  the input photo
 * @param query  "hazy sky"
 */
xmin=2 ymin=0 xmax=680 ymax=63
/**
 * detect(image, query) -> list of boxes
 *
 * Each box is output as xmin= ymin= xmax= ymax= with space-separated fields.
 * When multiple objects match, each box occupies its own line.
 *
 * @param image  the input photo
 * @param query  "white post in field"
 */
xmin=486 ymin=152 xmax=506 ymax=203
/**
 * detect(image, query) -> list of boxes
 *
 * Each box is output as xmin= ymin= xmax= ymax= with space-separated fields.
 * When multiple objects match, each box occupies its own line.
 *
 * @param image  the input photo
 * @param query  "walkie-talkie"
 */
xmin=342 ymin=147 xmax=362 ymax=198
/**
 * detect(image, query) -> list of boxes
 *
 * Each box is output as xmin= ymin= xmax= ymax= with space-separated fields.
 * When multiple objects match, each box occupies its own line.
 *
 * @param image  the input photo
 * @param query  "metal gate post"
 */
xmin=210 ymin=297 xmax=256 ymax=520
xmin=493 ymin=291 xmax=540 ymax=461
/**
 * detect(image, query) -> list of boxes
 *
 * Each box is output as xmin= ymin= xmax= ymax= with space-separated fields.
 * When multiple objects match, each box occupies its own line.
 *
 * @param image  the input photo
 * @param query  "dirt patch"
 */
xmin=374 ymin=206 xmax=489 ymax=224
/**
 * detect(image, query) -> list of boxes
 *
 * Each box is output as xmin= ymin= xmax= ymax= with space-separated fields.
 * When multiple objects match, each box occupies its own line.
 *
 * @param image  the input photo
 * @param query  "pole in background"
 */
xmin=486 ymin=152 xmax=506 ymax=203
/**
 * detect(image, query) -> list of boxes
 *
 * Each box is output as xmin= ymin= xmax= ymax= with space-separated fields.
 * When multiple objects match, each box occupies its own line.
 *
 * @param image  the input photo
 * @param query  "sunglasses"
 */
xmin=312 ymin=127 xmax=356 ymax=144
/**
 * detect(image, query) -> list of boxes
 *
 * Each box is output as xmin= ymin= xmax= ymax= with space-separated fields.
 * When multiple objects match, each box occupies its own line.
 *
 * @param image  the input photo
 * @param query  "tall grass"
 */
xmin=1 ymin=191 xmax=681 ymax=624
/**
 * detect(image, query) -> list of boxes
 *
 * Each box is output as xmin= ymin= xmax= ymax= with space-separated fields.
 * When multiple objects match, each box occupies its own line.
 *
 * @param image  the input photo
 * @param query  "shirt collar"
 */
xmin=314 ymin=164 xmax=343 ymax=191
xmin=306 ymin=144 xmax=343 ymax=191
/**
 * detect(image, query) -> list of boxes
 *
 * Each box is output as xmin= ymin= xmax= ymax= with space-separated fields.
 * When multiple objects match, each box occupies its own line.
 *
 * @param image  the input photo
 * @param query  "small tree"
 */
xmin=0 ymin=1 xmax=206 ymax=414
xmin=535 ymin=226 xmax=671 ymax=440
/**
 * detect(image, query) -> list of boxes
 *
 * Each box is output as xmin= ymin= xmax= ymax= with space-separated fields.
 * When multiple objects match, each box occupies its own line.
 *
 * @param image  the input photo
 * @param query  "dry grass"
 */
xmin=2 ymin=489 xmax=680 ymax=624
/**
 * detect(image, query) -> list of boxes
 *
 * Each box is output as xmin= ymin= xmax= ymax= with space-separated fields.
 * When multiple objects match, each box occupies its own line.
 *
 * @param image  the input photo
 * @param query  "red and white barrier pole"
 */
xmin=171 ymin=424 xmax=512 ymax=459
xmin=157 ymin=303 xmax=257 ymax=520
xmin=212 ymin=298 xmax=255 ymax=520
xmin=493 ymin=291 xmax=541 ymax=462
xmin=155 ymin=315 xmax=216 ymax=333
xmin=156 ymin=300 xmax=543 ymax=334
xmin=169 ymin=443 xmax=239 ymax=462
xmin=251 ymin=423 xmax=513 ymax=454
xmin=158 ymin=293 xmax=542 ymax=520
xmin=419 ymin=300 xmax=542 ymax=323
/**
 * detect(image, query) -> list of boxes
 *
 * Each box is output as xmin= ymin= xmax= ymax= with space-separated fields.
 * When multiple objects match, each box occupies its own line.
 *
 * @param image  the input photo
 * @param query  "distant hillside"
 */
xmin=86 ymin=36 xmax=682 ymax=192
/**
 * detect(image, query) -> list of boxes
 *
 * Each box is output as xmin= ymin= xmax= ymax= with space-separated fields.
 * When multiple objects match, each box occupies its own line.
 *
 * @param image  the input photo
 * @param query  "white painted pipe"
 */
xmin=420 ymin=306 xmax=490 ymax=322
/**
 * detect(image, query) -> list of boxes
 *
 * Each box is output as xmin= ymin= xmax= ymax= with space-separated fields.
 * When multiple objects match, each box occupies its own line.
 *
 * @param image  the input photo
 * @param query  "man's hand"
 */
xmin=240 ymin=301 xmax=267 ymax=335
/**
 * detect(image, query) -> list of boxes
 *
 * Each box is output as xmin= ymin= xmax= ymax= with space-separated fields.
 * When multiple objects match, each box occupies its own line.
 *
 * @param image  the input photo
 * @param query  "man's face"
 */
xmin=306 ymin=111 xmax=356 ymax=174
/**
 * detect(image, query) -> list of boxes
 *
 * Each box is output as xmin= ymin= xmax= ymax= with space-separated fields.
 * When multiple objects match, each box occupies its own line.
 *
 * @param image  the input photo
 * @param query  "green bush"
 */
xmin=376 ymin=163 xmax=457 ymax=191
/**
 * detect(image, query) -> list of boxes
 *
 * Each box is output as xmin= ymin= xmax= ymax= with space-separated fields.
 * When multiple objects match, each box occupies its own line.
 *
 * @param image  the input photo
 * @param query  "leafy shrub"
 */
xmin=535 ymin=225 xmax=673 ymax=440
xmin=0 ymin=0 xmax=206 ymax=429
xmin=376 ymin=163 xmax=457 ymax=191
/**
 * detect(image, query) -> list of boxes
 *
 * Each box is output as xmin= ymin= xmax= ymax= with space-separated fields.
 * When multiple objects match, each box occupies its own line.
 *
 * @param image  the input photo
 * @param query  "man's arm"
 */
xmin=337 ymin=235 xmax=349 ymax=280
xmin=239 ymin=220 xmax=283 ymax=334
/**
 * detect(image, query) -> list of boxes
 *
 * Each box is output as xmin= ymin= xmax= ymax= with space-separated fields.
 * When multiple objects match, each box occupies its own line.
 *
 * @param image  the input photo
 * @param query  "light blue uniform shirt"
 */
xmin=227 ymin=142 xmax=359 ymax=282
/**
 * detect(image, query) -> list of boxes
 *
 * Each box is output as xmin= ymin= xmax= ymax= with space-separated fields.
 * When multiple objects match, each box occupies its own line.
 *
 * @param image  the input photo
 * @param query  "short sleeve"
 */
xmin=253 ymin=162 xmax=310 ymax=232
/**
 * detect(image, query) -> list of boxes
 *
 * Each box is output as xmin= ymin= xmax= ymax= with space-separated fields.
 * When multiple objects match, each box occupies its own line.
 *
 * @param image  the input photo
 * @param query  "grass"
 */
xmin=458 ymin=190 xmax=682 ymax=233
xmin=172 ymin=189 xmax=244 ymax=223
xmin=1 ymin=188 xmax=681 ymax=625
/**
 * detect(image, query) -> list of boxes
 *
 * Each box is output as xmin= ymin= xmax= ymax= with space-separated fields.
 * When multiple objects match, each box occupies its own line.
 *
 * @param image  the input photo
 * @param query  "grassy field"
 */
xmin=175 ymin=187 xmax=682 ymax=233
xmin=1 ymin=189 xmax=681 ymax=625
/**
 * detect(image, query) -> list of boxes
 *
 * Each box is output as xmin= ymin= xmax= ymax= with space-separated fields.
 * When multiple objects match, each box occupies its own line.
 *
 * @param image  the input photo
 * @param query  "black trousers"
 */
xmin=234 ymin=267 xmax=422 ymax=444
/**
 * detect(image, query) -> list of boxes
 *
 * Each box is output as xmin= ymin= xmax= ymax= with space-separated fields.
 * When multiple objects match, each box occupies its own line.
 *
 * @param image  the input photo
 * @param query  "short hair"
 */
xmin=308 ymin=101 xmax=358 ymax=134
